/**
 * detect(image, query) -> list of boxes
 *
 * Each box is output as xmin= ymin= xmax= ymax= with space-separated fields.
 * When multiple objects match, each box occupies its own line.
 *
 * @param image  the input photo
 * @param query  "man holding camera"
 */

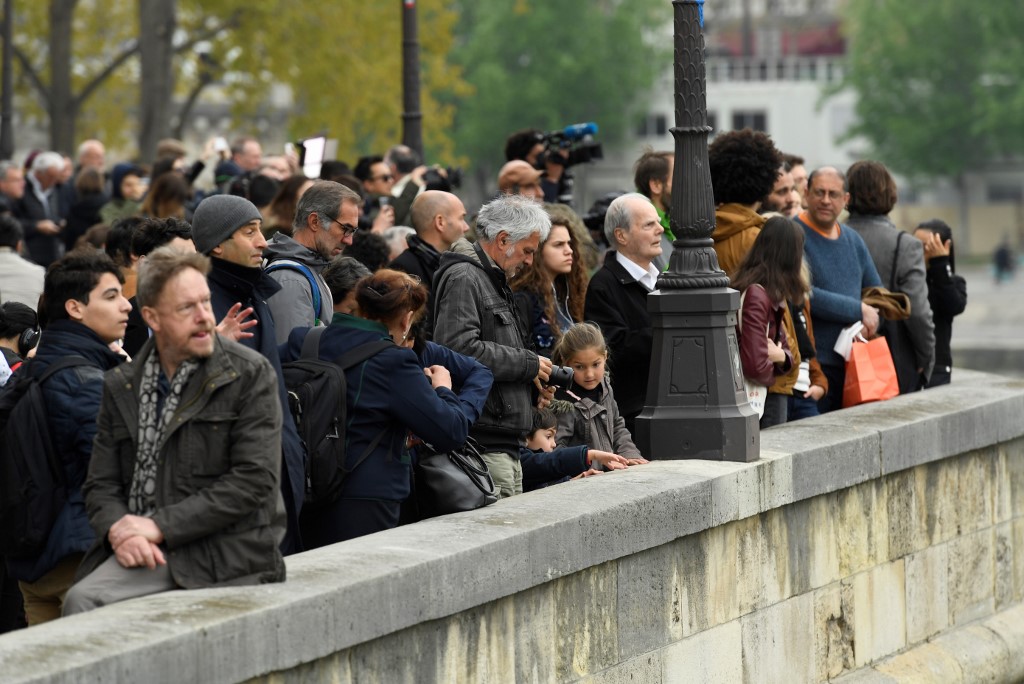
xmin=432 ymin=194 xmax=553 ymax=499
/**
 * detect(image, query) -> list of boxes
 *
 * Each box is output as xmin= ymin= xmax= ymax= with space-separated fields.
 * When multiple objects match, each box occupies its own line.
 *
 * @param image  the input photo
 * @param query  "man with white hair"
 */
xmin=14 ymin=151 xmax=67 ymax=266
xmin=431 ymin=193 xmax=553 ymax=498
xmin=76 ymin=140 xmax=106 ymax=171
xmin=584 ymin=193 xmax=664 ymax=434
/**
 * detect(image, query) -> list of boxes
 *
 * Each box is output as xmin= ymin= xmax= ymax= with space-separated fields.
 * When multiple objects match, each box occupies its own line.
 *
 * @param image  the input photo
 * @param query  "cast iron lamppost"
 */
xmin=401 ymin=0 xmax=424 ymax=159
xmin=632 ymin=0 xmax=759 ymax=462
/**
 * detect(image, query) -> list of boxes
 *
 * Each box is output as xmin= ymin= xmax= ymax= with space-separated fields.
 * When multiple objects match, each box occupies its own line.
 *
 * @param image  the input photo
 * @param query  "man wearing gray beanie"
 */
xmin=191 ymin=193 xmax=307 ymax=555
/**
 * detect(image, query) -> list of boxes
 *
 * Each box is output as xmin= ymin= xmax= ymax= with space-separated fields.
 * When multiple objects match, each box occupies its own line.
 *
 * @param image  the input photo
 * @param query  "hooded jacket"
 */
xmin=432 ymin=238 xmax=540 ymax=454
xmin=712 ymin=204 xmax=765 ymax=280
xmin=263 ymin=232 xmax=334 ymax=344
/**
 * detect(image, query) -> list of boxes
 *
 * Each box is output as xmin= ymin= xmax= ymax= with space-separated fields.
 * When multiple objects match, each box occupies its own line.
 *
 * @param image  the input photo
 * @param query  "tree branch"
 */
xmin=74 ymin=39 xmax=140 ymax=108
xmin=0 ymin=22 xmax=50 ymax=107
xmin=172 ymin=12 xmax=241 ymax=56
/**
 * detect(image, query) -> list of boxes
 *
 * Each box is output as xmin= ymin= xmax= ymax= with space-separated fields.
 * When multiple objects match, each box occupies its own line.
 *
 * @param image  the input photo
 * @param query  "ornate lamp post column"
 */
xmin=632 ymin=0 xmax=759 ymax=462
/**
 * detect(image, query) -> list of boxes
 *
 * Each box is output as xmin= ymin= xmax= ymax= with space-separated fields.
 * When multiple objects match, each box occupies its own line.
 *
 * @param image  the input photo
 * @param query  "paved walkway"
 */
xmin=950 ymin=264 xmax=1024 ymax=375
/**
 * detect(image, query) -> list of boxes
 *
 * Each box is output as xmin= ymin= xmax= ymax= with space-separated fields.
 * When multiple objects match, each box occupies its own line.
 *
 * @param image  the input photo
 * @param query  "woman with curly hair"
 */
xmin=511 ymin=216 xmax=589 ymax=357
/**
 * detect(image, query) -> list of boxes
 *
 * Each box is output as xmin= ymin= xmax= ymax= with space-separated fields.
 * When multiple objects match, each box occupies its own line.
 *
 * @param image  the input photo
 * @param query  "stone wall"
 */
xmin=2 ymin=369 xmax=1024 ymax=683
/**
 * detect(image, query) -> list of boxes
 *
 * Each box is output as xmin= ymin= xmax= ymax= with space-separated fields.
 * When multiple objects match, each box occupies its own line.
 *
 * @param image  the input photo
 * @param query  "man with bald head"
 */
xmin=794 ymin=166 xmax=882 ymax=413
xmin=388 ymin=190 xmax=469 ymax=290
xmin=77 ymin=140 xmax=106 ymax=171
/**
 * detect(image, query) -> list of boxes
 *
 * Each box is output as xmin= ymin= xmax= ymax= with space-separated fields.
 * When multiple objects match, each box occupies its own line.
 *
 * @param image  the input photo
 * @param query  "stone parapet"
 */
xmin=1 ymin=370 xmax=1023 ymax=682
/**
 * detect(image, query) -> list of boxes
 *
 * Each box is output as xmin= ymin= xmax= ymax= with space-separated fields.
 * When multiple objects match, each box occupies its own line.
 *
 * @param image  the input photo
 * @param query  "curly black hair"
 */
xmin=708 ymin=129 xmax=782 ymax=205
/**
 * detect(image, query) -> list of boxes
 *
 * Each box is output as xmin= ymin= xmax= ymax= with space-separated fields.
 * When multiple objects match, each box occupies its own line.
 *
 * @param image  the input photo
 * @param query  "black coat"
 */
xmin=13 ymin=183 xmax=68 ymax=267
xmin=389 ymin=235 xmax=441 ymax=289
xmin=583 ymin=251 xmax=653 ymax=420
xmin=206 ymin=257 xmax=308 ymax=555
xmin=924 ymin=255 xmax=967 ymax=376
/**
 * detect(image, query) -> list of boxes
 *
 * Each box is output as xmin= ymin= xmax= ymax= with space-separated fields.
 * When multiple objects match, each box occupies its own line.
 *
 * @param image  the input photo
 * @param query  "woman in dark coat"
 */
xmin=914 ymin=219 xmax=967 ymax=387
xmin=282 ymin=269 xmax=470 ymax=546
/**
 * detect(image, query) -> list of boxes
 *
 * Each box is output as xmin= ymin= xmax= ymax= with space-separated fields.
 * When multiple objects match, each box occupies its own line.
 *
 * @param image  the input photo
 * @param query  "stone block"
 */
xmin=981 ymin=604 xmax=1024 ymax=683
xmin=836 ymin=479 xmax=890 ymax=577
xmin=513 ymin=583 xmax=558 ymax=683
xmin=814 ymin=584 xmax=855 ymax=681
xmin=740 ymin=593 xmax=815 ymax=684
xmin=675 ymin=534 xmax=710 ymax=638
xmin=872 ymin=641 xmax=964 ymax=683
xmin=1004 ymin=439 xmax=1024 ymax=520
xmin=830 ymin=668 xmax=900 ymax=684
xmin=849 ymin=561 xmax=907 ymax=667
xmin=760 ymin=421 xmax=879 ymax=503
xmin=953 ymin=448 xmax=995 ymax=536
xmin=931 ymin=624 xmax=1010 ymax=684
xmin=1015 ymin=519 xmax=1024 ymax=603
xmin=701 ymin=522 xmax=741 ymax=629
xmin=904 ymin=545 xmax=949 ymax=644
xmin=662 ymin=619 xmax=742 ymax=684
xmin=435 ymin=598 xmax=516 ymax=684
xmin=733 ymin=515 xmax=769 ymax=616
xmin=995 ymin=522 xmax=1015 ymax=610
xmin=552 ymin=563 xmax=619 ymax=680
xmin=887 ymin=458 xmax=961 ymax=560
xmin=947 ymin=529 xmax=996 ymax=626
xmin=615 ymin=539 xmax=683 ymax=661
xmin=758 ymin=506 xmax=792 ymax=605
xmin=581 ymin=652 xmax=662 ymax=684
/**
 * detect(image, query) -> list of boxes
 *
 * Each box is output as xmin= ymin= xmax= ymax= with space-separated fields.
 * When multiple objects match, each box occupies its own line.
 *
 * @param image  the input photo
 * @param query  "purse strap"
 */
xmin=890 ymin=231 xmax=904 ymax=291
xmin=738 ymin=285 xmax=772 ymax=338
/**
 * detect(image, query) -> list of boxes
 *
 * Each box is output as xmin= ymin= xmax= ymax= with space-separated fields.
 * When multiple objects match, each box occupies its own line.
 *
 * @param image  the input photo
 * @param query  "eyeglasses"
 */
xmin=328 ymin=216 xmax=358 ymax=237
xmin=370 ymin=174 xmax=393 ymax=182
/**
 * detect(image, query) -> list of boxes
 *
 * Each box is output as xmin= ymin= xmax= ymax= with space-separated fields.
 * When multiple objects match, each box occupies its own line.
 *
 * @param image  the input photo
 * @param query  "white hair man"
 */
xmin=14 ymin=151 xmax=67 ymax=266
xmin=584 ymin=192 xmax=664 ymax=435
xmin=431 ymin=193 xmax=552 ymax=498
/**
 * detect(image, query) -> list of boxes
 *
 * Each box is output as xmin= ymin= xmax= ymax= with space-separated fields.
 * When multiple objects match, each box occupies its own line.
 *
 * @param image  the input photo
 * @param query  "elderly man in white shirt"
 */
xmin=584 ymin=193 xmax=664 ymax=434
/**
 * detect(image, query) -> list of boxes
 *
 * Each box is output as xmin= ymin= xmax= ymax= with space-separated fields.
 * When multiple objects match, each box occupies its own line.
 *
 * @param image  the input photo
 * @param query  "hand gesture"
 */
xmin=571 ymin=468 xmax=604 ymax=480
xmin=424 ymin=364 xmax=453 ymax=390
xmin=216 ymin=303 xmax=257 ymax=342
xmin=766 ymin=337 xmax=787 ymax=364
xmin=587 ymin=449 xmax=629 ymax=470
xmin=371 ymin=205 xmax=395 ymax=234
xmin=114 ymin=536 xmax=166 ymax=570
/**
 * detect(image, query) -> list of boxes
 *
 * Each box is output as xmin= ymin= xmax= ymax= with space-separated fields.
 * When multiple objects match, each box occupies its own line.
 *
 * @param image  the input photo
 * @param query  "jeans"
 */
xmin=787 ymin=393 xmax=821 ymax=421
xmin=760 ymin=393 xmax=788 ymax=428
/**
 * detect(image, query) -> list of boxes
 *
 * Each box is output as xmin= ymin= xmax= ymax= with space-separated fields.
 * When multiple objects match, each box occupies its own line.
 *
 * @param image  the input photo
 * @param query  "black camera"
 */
xmin=540 ymin=122 xmax=604 ymax=170
xmin=546 ymin=364 xmax=575 ymax=389
xmin=423 ymin=165 xmax=463 ymax=192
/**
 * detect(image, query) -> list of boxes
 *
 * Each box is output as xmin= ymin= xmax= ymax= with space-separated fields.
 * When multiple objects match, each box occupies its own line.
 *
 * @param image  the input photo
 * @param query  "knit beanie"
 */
xmin=192 ymin=195 xmax=263 ymax=255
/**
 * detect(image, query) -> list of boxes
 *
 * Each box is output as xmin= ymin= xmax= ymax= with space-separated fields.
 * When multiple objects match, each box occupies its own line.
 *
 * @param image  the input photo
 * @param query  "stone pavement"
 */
xmin=950 ymin=264 xmax=1024 ymax=376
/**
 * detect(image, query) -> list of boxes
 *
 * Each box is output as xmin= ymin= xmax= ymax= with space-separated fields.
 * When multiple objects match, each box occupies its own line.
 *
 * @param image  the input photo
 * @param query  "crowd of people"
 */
xmin=0 ymin=129 xmax=966 ymax=633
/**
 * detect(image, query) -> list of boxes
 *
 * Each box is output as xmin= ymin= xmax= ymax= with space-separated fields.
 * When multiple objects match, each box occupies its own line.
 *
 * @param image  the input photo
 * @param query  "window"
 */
xmin=987 ymin=183 xmax=1023 ymax=203
xmin=637 ymin=113 xmax=670 ymax=138
xmin=732 ymin=110 xmax=768 ymax=131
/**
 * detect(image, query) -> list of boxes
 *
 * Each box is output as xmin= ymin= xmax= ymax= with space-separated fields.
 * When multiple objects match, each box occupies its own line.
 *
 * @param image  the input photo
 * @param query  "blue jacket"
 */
xmin=519 ymin=445 xmax=590 ymax=492
xmin=7 ymin=320 xmax=124 ymax=582
xmin=207 ymin=256 xmax=307 ymax=554
xmin=282 ymin=314 xmax=469 ymax=502
xmin=418 ymin=341 xmax=492 ymax=427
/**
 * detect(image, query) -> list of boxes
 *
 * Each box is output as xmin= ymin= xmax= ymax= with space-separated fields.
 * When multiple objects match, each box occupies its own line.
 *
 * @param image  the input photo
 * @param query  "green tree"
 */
xmin=837 ymin=0 xmax=1024 ymax=180
xmin=451 ymin=0 xmax=670 ymax=171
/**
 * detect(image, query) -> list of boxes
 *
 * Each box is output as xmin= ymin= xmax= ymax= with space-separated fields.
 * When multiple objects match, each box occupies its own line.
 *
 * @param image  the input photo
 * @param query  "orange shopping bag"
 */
xmin=843 ymin=336 xmax=899 ymax=407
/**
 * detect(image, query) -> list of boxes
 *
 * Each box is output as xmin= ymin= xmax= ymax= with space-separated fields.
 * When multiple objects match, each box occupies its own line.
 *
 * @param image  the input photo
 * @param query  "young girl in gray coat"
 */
xmin=550 ymin=322 xmax=648 ymax=466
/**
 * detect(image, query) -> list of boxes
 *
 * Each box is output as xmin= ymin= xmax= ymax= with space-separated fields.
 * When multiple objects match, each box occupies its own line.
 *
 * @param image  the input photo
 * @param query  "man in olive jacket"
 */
xmin=64 ymin=248 xmax=285 ymax=615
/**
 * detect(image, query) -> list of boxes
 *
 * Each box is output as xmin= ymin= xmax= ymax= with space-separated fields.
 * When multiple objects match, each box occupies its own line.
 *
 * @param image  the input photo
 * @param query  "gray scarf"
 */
xmin=128 ymin=351 xmax=199 ymax=516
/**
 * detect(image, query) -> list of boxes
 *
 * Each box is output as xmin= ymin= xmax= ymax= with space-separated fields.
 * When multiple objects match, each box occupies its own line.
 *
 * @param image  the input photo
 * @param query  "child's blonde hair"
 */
xmin=552 ymin=322 xmax=609 ymax=366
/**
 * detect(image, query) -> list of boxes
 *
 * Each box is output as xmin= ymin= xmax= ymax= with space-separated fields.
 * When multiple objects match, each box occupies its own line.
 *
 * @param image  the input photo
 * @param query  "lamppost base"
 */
xmin=633 ymin=287 xmax=760 ymax=463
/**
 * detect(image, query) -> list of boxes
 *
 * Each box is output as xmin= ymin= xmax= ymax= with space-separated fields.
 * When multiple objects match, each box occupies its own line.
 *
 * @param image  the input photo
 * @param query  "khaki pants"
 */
xmin=479 ymin=451 xmax=523 ymax=499
xmin=18 ymin=553 xmax=83 ymax=626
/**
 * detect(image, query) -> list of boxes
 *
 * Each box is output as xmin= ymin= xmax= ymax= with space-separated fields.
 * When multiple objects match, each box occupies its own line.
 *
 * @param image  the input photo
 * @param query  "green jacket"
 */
xmin=79 ymin=336 xmax=286 ymax=589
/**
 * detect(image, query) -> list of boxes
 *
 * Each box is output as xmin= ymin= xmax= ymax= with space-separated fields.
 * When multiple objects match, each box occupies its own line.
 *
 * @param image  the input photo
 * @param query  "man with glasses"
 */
xmin=794 ymin=166 xmax=882 ymax=413
xmin=264 ymin=181 xmax=361 ymax=344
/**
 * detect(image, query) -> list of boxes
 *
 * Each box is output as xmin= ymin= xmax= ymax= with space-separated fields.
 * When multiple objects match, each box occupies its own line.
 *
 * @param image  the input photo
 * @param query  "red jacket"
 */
xmin=738 ymin=284 xmax=792 ymax=386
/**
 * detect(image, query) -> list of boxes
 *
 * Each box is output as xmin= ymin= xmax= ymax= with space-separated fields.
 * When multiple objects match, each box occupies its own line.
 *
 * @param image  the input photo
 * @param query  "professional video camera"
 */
xmin=540 ymin=122 xmax=604 ymax=169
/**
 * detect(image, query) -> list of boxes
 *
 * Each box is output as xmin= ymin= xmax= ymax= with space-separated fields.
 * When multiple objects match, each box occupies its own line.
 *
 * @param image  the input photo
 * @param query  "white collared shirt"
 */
xmin=615 ymin=251 xmax=660 ymax=292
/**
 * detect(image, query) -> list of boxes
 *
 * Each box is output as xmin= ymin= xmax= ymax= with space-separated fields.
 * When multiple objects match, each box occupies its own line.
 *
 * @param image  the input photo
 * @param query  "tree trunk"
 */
xmin=138 ymin=0 xmax=176 ymax=163
xmin=49 ymin=0 xmax=78 ymax=153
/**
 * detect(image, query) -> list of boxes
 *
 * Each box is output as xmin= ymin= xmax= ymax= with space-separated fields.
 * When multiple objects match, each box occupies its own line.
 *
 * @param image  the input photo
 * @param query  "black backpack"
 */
xmin=0 ymin=356 xmax=91 ymax=558
xmin=281 ymin=327 xmax=393 ymax=507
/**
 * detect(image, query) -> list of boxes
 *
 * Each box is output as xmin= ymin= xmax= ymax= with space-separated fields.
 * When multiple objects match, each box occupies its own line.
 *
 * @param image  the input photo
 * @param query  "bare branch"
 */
xmin=173 ymin=12 xmax=241 ymax=55
xmin=75 ymin=39 xmax=140 ymax=108
xmin=0 ymin=23 xmax=51 ymax=107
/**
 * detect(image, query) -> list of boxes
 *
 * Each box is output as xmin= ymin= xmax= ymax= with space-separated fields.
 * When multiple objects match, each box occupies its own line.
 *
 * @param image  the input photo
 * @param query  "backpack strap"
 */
xmin=265 ymin=259 xmax=322 ymax=323
xmin=299 ymin=326 xmax=328 ymax=361
xmin=37 ymin=356 xmax=94 ymax=384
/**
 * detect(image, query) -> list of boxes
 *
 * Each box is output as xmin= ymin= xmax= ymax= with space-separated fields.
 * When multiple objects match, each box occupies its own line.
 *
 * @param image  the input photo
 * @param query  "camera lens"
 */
xmin=547 ymin=365 xmax=574 ymax=389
